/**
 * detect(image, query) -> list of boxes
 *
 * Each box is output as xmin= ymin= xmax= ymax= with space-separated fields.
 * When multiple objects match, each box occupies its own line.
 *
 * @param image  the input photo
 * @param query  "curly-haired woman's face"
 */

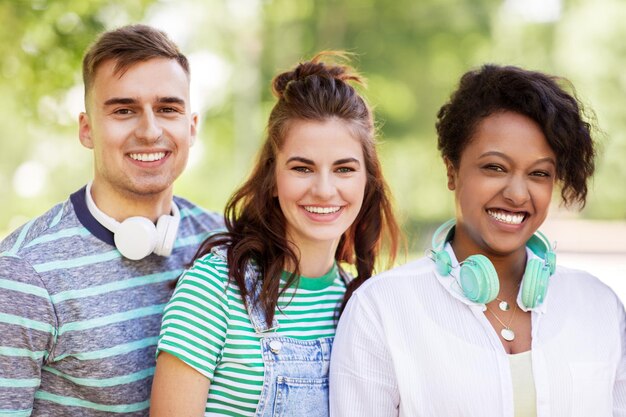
xmin=274 ymin=118 xmax=367 ymax=256
xmin=446 ymin=111 xmax=556 ymax=261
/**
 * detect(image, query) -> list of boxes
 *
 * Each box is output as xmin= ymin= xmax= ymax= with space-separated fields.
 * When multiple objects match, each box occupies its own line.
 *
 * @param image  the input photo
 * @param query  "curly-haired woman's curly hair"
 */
xmin=436 ymin=64 xmax=596 ymax=207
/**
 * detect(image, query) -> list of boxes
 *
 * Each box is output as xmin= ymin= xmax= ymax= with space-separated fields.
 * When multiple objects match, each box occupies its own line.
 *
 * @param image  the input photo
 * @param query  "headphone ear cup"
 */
xmin=434 ymin=250 xmax=452 ymax=276
xmin=154 ymin=213 xmax=179 ymax=257
xmin=114 ymin=217 xmax=158 ymax=261
xmin=521 ymin=259 xmax=551 ymax=309
xmin=460 ymin=254 xmax=499 ymax=304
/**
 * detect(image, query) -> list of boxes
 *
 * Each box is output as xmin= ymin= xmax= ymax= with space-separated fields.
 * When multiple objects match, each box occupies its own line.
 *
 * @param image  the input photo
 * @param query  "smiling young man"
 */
xmin=0 ymin=25 xmax=223 ymax=416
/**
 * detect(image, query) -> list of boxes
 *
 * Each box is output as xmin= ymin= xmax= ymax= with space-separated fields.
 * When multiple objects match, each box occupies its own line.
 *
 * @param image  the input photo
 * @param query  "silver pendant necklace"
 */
xmin=496 ymin=280 xmax=522 ymax=311
xmin=496 ymin=298 xmax=510 ymax=311
xmin=501 ymin=328 xmax=515 ymax=342
xmin=487 ymin=302 xmax=518 ymax=341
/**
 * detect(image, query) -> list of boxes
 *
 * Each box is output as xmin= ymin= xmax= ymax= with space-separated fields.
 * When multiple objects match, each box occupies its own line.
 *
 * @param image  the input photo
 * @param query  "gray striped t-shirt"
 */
xmin=0 ymin=187 xmax=223 ymax=416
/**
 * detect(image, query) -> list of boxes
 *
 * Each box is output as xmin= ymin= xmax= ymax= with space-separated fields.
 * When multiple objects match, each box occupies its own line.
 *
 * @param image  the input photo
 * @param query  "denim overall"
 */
xmin=212 ymin=247 xmax=344 ymax=417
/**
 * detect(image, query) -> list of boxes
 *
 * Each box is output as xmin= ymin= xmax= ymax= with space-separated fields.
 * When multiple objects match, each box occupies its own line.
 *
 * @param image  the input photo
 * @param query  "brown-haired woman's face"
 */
xmin=273 ymin=118 xmax=367 ymax=254
xmin=445 ymin=111 xmax=556 ymax=260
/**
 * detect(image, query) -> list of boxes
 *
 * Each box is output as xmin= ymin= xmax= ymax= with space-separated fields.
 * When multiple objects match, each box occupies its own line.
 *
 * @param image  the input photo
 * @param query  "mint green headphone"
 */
xmin=431 ymin=219 xmax=556 ymax=309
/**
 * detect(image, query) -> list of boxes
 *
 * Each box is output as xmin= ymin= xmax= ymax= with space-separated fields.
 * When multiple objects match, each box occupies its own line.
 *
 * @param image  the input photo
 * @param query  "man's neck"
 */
xmin=89 ymin=181 xmax=174 ymax=222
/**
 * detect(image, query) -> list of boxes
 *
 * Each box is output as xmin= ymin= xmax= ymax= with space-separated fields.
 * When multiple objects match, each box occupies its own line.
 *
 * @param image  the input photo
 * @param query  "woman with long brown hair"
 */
xmin=150 ymin=52 xmax=399 ymax=417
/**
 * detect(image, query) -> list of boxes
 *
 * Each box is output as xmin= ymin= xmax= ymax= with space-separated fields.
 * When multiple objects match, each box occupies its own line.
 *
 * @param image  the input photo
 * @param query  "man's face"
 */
xmin=79 ymin=58 xmax=197 ymax=206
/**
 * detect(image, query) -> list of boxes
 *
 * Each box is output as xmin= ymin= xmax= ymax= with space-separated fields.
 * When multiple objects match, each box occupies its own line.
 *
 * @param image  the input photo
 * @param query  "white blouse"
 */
xmin=330 ymin=245 xmax=626 ymax=417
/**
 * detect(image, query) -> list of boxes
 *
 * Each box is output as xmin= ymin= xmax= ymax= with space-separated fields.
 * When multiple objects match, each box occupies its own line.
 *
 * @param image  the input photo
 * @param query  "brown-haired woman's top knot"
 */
xmin=271 ymin=51 xmax=364 ymax=100
xmin=267 ymin=50 xmax=372 ymax=140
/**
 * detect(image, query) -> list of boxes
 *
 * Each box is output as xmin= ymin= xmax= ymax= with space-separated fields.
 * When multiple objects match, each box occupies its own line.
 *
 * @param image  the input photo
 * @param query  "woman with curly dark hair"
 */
xmin=150 ymin=52 xmax=399 ymax=417
xmin=331 ymin=64 xmax=625 ymax=416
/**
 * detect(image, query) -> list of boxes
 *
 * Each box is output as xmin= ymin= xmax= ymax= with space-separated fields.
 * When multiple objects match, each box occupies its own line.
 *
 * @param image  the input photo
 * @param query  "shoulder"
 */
xmin=352 ymin=256 xmax=437 ymax=304
xmin=551 ymin=264 xmax=623 ymax=307
xmin=173 ymin=196 xmax=224 ymax=231
xmin=338 ymin=258 xmax=437 ymax=334
xmin=194 ymin=249 xmax=230 ymax=270
xmin=0 ymin=205 xmax=63 ymax=324
xmin=168 ymin=250 xmax=237 ymax=318
xmin=177 ymin=249 xmax=232 ymax=291
xmin=360 ymin=256 xmax=435 ymax=291
xmin=0 ymin=199 xmax=75 ymax=262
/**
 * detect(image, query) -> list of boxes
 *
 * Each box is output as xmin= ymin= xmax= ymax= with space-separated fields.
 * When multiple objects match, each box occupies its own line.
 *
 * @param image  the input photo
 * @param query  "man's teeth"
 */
xmin=488 ymin=210 xmax=525 ymax=225
xmin=304 ymin=206 xmax=341 ymax=214
xmin=129 ymin=152 xmax=166 ymax=162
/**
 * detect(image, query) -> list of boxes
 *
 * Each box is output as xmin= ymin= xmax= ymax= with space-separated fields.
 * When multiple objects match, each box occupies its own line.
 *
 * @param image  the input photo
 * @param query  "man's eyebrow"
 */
xmin=103 ymin=97 xmax=136 ymax=106
xmin=158 ymin=96 xmax=186 ymax=106
xmin=102 ymin=97 xmax=186 ymax=106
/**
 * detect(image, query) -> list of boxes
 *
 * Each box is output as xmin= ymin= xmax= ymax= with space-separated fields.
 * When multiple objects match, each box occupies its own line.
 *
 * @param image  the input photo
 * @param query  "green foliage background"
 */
xmin=2 ymin=0 xmax=625 ymax=253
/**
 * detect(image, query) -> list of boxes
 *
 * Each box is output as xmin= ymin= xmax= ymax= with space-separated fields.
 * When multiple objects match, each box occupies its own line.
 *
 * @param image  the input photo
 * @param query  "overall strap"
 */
xmin=338 ymin=267 xmax=354 ymax=286
xmin=210 ymin=246 xmax=279 ymax=333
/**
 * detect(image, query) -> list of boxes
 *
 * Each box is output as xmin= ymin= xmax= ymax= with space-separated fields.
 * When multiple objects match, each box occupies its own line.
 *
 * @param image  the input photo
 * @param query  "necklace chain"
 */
xmin=495 ymin=280 xmax=522 ymax=311
xmin=487 ymin=302 xmax=518 ymax=341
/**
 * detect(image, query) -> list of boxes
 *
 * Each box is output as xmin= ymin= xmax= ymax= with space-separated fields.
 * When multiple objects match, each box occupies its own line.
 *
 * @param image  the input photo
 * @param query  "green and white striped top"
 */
xmin=157 ymin=251 xmax=346 ymax=417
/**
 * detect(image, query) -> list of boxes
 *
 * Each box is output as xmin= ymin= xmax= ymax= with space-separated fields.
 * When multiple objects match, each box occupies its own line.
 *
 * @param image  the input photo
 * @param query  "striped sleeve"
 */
xmin=0 ymin=254 xmax=57 ymax=415
xmin=157 ymin=254 xmax=230 ymax=380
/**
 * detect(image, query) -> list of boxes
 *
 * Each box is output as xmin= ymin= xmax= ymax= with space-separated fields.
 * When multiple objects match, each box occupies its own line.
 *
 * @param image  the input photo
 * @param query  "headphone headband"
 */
xmin=85 ymin=181 xmax=120 ymax=234
xmin=431 ymin=218 xmax=457 ymax=253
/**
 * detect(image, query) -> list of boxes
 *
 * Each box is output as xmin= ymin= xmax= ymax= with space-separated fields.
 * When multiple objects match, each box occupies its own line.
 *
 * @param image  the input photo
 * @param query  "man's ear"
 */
xmin=78 ymin=112 xmax=94 ymax=149
xmin=444 ymin=157 xmax=457 ymax=191
xmin=189 ymin=112 xmax=199 ymax=147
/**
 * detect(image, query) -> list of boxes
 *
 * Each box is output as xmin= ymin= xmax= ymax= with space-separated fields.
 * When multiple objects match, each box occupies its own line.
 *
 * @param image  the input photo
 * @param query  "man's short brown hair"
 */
xmin=82 ymin=24 xmax=189 ymax=99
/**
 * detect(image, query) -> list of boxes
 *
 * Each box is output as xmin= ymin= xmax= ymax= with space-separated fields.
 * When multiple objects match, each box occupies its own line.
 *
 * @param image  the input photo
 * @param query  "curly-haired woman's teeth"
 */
xmin=487 ymin=209 xmax=525 ymax=224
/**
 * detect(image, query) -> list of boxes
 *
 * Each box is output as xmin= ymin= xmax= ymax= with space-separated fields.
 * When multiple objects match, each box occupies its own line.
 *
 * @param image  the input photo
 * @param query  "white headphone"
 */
xmin=85 ymin=181 xmax=180 ymax=260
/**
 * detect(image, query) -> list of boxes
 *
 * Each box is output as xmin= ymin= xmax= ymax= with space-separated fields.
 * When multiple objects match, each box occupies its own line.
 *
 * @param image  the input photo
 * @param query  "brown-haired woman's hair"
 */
xmin=82 ymin=24 xmax=189 ymax=99
xmin=436 ymin=64 xmax=596 ymax=207
xmin=195 ymin=51 xmax=400 ymax=325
